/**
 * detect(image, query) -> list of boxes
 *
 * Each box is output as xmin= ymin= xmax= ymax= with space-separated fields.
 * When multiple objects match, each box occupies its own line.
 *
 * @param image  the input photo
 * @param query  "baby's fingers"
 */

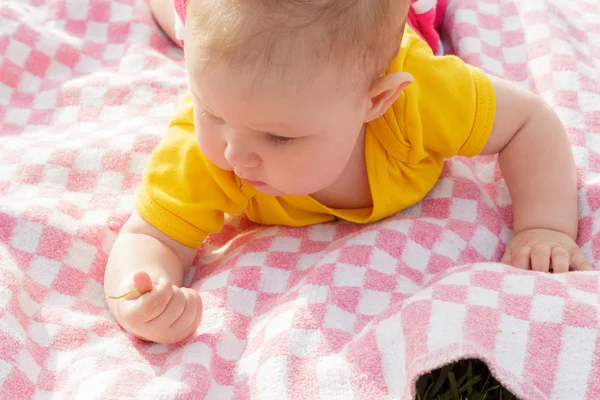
xmin=550 ymin=247 xmax=570 ymax=273
xmin=511 ymin=245 xmax=532 ymax=270
xmin=108 ymin=272 xmax=153 ymax=300
xmin=530 ymin=244 xmax=551 ymax=273
xmin=170 ymin=288 xmax=202 ymax=333
xmin=570 ymin=248 xmax=592 ymax=271
xmin=151 ymin=286 xmax=187 ymax=327
xmin=132 ymin=271 xmax=154 ymax=296
xmin=124 ymin=278 xmax=173 ymax=322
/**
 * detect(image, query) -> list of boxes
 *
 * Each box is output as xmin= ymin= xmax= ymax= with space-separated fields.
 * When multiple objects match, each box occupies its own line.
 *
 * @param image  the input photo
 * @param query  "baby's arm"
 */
xmin=480 ymin=76 xmax=589 ymax=272
xmin=149 ymin=0 xmax=178 ymax=44
xmin=104 ymin=210 xmax=203 ymax=343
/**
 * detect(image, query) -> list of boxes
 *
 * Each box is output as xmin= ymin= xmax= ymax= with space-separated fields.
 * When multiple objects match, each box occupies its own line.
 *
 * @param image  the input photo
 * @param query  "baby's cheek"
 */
xmin=195 ymin=128 xmax=227 ymax=167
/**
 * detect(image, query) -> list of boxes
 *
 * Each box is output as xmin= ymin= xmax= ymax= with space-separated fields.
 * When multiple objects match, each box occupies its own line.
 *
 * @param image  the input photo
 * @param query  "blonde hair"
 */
xmin=186 ymin=0 xmax=410 ymax=83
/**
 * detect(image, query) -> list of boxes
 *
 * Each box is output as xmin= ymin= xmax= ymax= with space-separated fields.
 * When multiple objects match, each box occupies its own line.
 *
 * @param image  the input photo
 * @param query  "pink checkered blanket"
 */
xmin=1 ymin=0 xmax=600 ymax=399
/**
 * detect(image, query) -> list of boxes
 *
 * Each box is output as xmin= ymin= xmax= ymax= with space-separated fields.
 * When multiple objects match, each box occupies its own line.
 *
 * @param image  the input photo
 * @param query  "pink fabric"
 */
xmin=407 ymin=0 xmax=449 ymax=54
xmin=173 ymin=0 xmax=186 ymax=45
xmin=174 ymin=0 xmax=186 ymax=28
xmin=1 ymin=0 xmax=600 ymax=399
xmin=172 ymin=0 xmax=449 ymax=54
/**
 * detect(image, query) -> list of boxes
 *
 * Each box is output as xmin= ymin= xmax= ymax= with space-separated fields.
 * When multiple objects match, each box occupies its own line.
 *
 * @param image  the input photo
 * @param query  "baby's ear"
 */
xmin=364 ymin=72 xmax=413 ymax=122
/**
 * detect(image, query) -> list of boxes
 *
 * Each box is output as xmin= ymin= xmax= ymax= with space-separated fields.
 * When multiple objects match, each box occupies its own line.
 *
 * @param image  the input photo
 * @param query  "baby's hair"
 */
xmin=186 ymin=0 xmax=411 ymax=84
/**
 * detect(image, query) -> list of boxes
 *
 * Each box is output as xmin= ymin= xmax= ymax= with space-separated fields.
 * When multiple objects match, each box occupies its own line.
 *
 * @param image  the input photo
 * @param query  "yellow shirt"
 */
xmin=136 ymin=27 xmax=496 ymax=248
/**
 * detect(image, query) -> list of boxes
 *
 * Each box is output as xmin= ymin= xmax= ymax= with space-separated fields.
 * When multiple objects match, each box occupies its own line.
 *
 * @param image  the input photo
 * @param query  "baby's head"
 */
xmin=184 ymin=0 xmax=413 ymax=196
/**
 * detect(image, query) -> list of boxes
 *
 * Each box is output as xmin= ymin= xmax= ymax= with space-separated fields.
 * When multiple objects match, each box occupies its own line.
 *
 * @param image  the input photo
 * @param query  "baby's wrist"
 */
xmin=513 ymin=226 xmax=576 ymax=240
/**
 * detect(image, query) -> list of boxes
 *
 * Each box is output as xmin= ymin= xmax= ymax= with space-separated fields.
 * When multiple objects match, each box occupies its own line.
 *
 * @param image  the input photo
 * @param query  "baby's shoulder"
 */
xmin=392 ymin=26 xmax=471 ymax=77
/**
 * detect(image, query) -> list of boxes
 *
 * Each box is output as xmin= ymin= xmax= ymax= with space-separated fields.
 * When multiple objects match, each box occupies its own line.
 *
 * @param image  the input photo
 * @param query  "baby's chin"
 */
xmin=254 ymin=184 xmax=286 ymax=196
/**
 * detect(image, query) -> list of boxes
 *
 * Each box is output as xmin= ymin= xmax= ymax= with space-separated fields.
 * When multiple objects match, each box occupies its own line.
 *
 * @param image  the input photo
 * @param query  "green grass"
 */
xmin=415 ymin=359 xmax=519 ymax=400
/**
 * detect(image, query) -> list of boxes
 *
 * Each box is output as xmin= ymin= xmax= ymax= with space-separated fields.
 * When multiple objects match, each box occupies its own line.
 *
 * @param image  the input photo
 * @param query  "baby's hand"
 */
xmin=501 ymin=228 xmax=591 ymax=273
xmin=114 ymin=271 xmax=203 ymax=344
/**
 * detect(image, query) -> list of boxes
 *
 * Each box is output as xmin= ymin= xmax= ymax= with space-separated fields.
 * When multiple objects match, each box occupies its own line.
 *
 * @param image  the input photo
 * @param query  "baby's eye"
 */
xmin=266 ymin=133 xmax=295 ymax=145
xmin=199 ymin=109 xmax=224 ymax=123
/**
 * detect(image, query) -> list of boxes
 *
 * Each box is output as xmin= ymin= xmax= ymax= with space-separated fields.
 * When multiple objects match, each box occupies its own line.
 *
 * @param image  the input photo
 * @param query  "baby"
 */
xmin=104 ymin=0 xmax=590 ymax=344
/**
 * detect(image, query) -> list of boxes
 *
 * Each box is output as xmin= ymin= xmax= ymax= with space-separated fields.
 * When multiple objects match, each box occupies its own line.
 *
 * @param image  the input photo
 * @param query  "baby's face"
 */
xmin=186 ymin=56 xmax=370 ymax=197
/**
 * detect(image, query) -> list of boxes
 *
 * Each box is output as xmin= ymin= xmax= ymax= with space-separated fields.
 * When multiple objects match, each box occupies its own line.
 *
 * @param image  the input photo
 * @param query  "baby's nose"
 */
xmin=224 ymin=142 xmax=260 ymax=169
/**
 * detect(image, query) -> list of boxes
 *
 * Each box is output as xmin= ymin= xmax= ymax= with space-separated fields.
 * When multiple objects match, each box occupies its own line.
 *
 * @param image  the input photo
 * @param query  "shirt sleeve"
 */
xmin=387 ymin=30 xmax=497 ymax=161
xmin=135 ymin=94 xmax=248 ymax=248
